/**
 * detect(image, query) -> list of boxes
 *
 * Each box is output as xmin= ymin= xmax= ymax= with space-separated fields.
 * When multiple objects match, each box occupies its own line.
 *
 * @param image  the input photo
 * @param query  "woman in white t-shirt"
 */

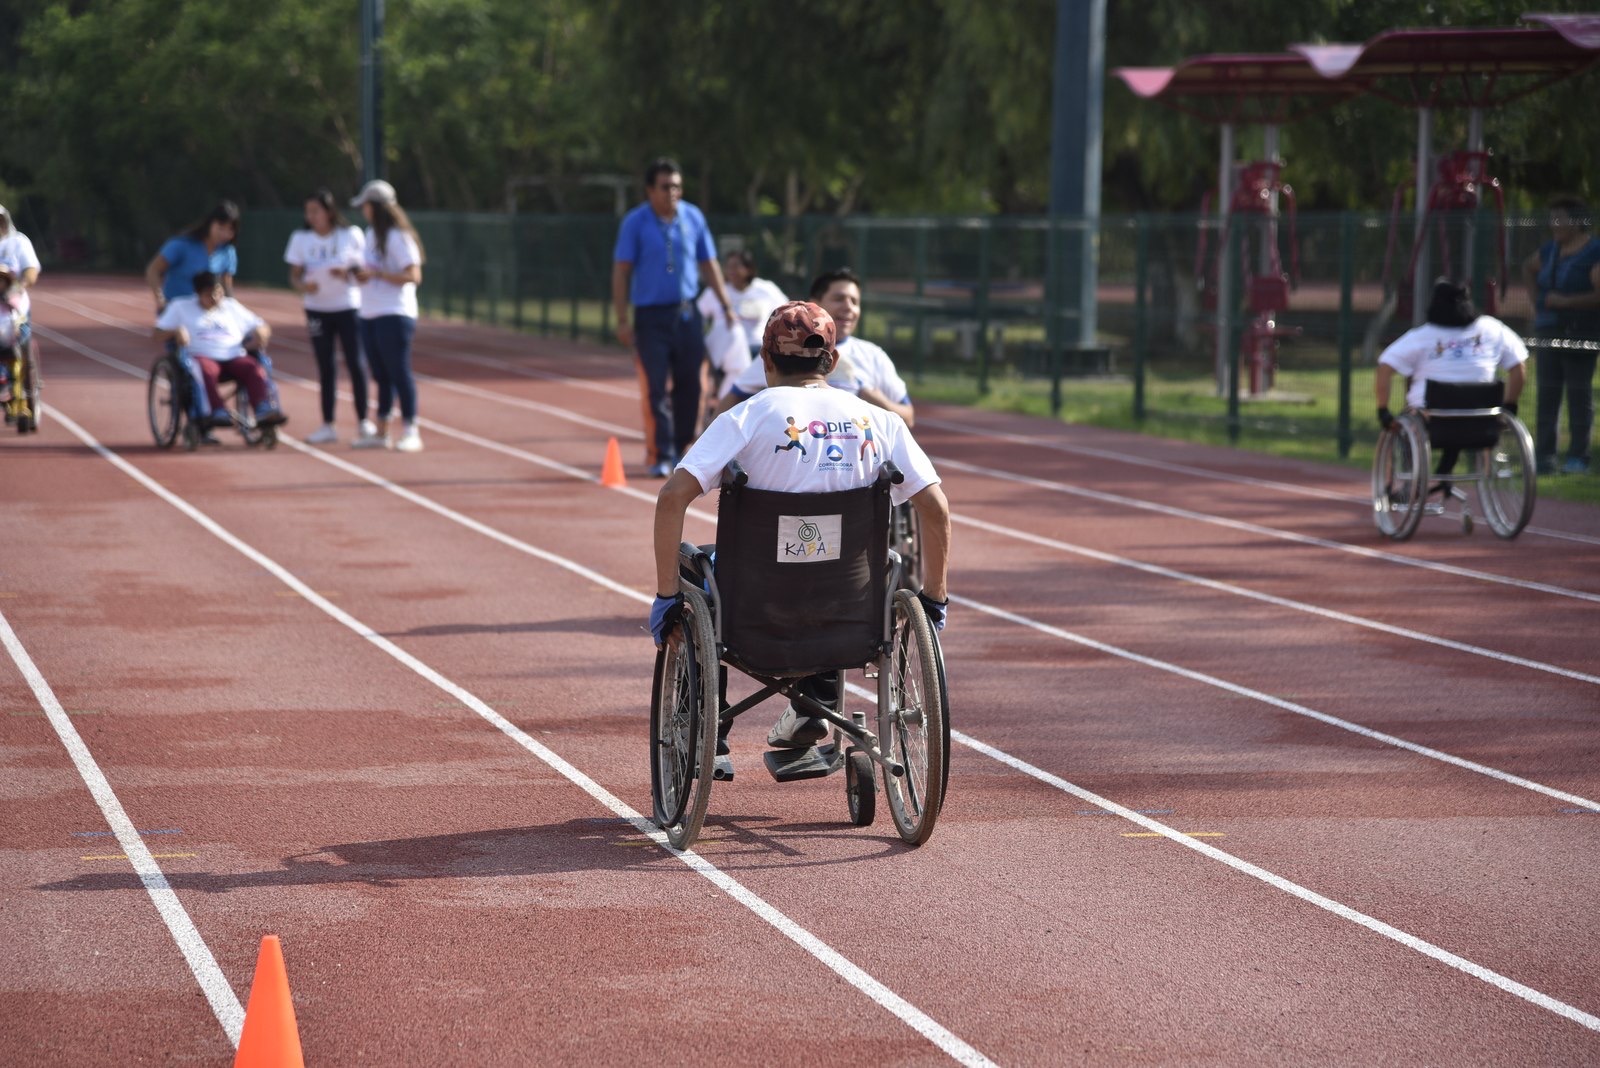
xmin=349 ymin=180 xmax=425 ymax=452
xmin=1375 ymin=278 xmax=1528 ymax=477
xmin=285 ymin=189 xmax=371 ymax=445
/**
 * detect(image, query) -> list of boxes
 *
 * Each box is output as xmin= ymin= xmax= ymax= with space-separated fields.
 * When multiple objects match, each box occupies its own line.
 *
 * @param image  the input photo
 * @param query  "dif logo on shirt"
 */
xmin=776 ymin=514 xmax=842 ymax=564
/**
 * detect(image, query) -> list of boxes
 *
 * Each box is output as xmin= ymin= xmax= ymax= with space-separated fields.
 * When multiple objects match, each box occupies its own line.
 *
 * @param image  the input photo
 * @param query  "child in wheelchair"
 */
xmin=154 ymin=271 xmax=286 ymax=437
xmin=1375 ymin=278 xmax=1527 ymax=498
xmin=652 ymin=300 xmax=950 ymax=767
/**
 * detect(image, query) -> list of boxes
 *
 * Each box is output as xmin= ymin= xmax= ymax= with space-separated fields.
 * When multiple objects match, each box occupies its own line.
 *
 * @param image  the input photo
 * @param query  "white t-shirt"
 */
xmin=358 ymin=228 xmax=421 ymax=320
xmin=284 ymin=226 xmax=365 ymax=313
xmin=729 ymin=334 xmax=910 ymax=404
xmin=697 ymin=278 xmax=787 ymax=393
xmin=678 ymin=383 xmax=939 ymax=507
xmin=0 ymin=230 xmax=41 ymax=317
xmin=1377 ymin=317 xmax=1529 ymax=409
xmin=156 ymin=296 xmax=265 ymax=363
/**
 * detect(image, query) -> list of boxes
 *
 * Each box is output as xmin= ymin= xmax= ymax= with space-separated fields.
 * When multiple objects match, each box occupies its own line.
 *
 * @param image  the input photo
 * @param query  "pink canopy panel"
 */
xmin=1113 ymin=53 xmax=1364 ymax=124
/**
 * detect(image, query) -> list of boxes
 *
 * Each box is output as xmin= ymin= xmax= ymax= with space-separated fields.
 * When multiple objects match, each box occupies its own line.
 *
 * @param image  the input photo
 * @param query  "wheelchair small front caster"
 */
xmin=1461 ymin=512 xmax=1473 ymax=535
xmin=845 ymin=749 xmax=876 ymax=827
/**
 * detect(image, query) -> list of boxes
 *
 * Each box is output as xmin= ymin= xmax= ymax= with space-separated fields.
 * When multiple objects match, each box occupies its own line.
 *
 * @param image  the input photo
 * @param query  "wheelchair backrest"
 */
xmin=1422 ymin=380 xmax=1504 ymax=451
xmin=714 ymin=473 xmax=892 ymax=677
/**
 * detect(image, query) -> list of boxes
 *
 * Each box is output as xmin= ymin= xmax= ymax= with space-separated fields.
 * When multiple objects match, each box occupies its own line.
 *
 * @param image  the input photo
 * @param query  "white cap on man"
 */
xmin=350 ymin=180 xmax=398 ymax=208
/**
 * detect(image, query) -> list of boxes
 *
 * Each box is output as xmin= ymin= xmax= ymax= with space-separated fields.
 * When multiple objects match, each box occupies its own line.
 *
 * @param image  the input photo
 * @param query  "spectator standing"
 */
xmin=145 ymin=201 xmax=240 ymax=316
xmin=697 ymin=250 xmax=787 ymax=427
xmin=285 ymin=189 xmax=373 ymax=445
xmin=1523 ymin=196 xmax=1600 ymax=474
xmin=612 ymin=157 xmax=736 ymax=476
xmin=350 ymin=180 xmax=425 ymax=453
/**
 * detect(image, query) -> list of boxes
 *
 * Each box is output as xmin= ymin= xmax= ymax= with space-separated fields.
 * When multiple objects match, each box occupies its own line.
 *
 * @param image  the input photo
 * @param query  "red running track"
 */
xmin=2 ymin=275 xmax=1598 ymax=1065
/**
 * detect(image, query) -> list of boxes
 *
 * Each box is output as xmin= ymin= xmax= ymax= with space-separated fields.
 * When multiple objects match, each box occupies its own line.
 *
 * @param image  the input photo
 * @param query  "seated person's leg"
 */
xmin=767 ymin=672 xmax=837 ymax=749
xmin=193 ymin=356 xmax=231 ymax=426
xmin=219 ymin=357 xmax=285 ymax=425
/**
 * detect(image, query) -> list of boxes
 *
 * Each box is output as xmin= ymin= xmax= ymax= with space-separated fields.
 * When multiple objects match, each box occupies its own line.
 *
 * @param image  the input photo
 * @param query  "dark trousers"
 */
xmin=360 ymin=314 xmax=417 ymax=423
xmin=633 ymin=303 xmax=705 ymax=465
xmin=194 ymin=355 xmax=270 ymax=412
xmin=306 ymin=309 xmax=367 ymax=423
xmin=1535 ymin=348 xmax=1598 ymax=463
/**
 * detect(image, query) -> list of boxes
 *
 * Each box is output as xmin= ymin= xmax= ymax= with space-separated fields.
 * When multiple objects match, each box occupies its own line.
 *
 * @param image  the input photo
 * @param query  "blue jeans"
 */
xmin=633 ymin=303 xmax=705 ymax=465
xmin=359 ymin=315 xmax=417 ymax=423
xmin=1534 ymin=347 xmax=1597 ymax=464
xmin=307 ymin=309 xmax=367 ymax=423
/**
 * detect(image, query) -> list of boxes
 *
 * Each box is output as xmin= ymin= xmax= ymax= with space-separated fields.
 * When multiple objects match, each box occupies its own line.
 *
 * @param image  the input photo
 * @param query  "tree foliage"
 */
xmin=2 ymin=0 xmax=1596 ymax=262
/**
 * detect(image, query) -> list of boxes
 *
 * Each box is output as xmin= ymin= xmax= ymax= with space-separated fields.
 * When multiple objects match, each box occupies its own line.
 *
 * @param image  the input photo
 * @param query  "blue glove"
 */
xmin=916 ymin=591 xmax=948 ymax=632
xmin=649 ymin=594 xmax=683 ymax=645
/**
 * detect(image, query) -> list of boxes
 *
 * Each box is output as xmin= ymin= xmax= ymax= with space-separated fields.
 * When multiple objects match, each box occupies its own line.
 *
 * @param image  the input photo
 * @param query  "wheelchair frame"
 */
xmin=1 ymin=308 xmax=41 ymax=434
xmin=650 ymin=462 xmax=949 ymax=851
xmin=1372 ymin=392 xmax=1535 ymax=541
xmin=147 ymin=347 xmax=282 ymax=451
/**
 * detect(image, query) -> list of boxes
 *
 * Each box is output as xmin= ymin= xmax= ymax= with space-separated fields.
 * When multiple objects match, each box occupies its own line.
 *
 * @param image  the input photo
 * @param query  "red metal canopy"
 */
xmin=1113 ymin=53 xmax=1364 ymax=124
xmin=1289 ymin=14 xmax=1600 ymax=108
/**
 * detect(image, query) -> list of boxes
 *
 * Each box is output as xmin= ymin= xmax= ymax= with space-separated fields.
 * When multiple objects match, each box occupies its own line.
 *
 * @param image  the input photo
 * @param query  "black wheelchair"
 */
xmin=147 ymin=347 xmax=282 ymax=451
xmin=651 ymin=462 xmax=949 ymax=850
xmin=1 ymin=306 xmax=41 ymax=434
xmin=1372 ymin=380 xmax=1536 ymax=541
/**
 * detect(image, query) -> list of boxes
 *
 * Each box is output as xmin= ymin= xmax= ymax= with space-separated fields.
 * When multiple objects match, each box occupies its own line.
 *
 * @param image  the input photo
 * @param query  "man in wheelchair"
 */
xmin=153 ymin=271 xmax=287 ymax=436
xmin=651 ymin=300 xmax=950 ymax=775
xmin=1376 ymin=279 xmax=1527 ymax=483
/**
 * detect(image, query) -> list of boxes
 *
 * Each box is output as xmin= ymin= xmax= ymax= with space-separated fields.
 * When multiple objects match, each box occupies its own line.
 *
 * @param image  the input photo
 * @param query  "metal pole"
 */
xmin=1226 ymin=222 xmax=1243 ymax=444
xmin=360 ymin=0 xmax=385 ymax=182
xmin=1337 ymin=211 xmax=1355 ymax=458
xmin=1048 ymin=0 xmax=1106 ymax=347
xmin=1261 ymin=124 xmax=1281 ymax=279
xmin=1214 ymin=122 xmax=1235 ymax=396
xmin=1412 ymin=107 xmax=1432 ymax=326
xmin=1133 ymin=214 xmax=1149 ymax=422
xmin=1463 ymin=107 xmax=1485 ymax=287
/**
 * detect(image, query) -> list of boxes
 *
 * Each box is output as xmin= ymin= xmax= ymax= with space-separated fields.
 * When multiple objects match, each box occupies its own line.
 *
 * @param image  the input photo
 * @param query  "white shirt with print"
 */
xmin=729 ymin=335 xmax=910 ymax=404
xmin=0 ymin=230 xmax=41 ymax=317
xmin=1377 ymin=316 xmax=1529 ymax=409
xmin=677 ymin=382 xmax=939 ymax=506
xmin=358 ymin=228 xmax=421 ymax=320
xmin=284 ymin=225 xmax=365 ymax=313
xmin=156 ymin=296 xmax=265 ymax=363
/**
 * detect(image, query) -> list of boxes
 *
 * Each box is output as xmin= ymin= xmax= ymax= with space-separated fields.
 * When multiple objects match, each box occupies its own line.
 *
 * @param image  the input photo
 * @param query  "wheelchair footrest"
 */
xmin=763 ymin=743 xmax=844 ymax=783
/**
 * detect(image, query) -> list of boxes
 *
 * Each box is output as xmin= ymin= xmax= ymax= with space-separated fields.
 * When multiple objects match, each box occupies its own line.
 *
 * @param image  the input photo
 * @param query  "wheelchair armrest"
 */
xmin=678 ymin=541 xmax=713 ymax=580
xmin=878 ymin=461 xmax=905 ymax=485
xmin=721 ymin=461 xmax=748 ymax=487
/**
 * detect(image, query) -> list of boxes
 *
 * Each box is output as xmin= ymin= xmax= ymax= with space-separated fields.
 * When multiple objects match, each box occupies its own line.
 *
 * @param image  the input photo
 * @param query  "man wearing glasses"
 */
xmin=613 ymin=158 xmax=736 ymax=477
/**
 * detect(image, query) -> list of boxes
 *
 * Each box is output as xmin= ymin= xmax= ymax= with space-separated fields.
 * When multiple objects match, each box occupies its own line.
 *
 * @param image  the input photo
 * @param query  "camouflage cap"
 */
xmin=762 ymin=300 xmax=837 ymax=358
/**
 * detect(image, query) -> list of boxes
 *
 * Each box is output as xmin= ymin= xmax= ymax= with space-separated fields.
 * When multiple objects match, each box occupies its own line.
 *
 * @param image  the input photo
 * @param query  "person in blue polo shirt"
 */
xmin=612 ymin=158 xmax=736 ymax=477
xmin=145 ymin=200 xmax=241 ymax=316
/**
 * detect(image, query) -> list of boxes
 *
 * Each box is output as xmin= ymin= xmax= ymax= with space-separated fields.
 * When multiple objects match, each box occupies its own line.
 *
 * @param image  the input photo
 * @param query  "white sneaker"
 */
xmin=394 ymin=423 xmax=424 ymax=453
xmin=352 ymin=419 xmax=388 ymax=449
xmin=305 ymin=423 xmax=338 ymax=445
xmin=767 ymin=704 xmax=830 ymax=749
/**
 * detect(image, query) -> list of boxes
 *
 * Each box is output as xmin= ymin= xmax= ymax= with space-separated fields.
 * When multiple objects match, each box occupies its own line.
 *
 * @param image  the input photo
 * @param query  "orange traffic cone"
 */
xmin=234 ymin=935 xmax=305 ymax=1068
xmin=600 ymin=436 xmax=627 ymax=488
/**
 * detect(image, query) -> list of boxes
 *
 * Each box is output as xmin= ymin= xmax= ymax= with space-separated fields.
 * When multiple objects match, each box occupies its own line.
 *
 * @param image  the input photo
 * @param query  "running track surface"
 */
xmin=4 ymin=275 xmax=1598 ymax=1066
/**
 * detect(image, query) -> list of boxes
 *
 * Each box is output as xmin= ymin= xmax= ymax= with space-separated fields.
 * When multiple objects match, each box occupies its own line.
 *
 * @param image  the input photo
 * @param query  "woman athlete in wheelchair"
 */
xmin=1372 ymin=279 xmax=1536 ymax=540
xmin=651 ymin=301 xmax=952 ymax=849
xmin=148 ymin=271 xmax=288 ymax=450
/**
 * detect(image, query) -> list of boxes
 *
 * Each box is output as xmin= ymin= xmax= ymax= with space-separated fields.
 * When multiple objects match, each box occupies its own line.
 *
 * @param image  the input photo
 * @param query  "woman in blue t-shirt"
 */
xmin=144 ymin=200 xmax=241 ymax=317
xmin=1523 ymin=196 xmax=1600 ymax=474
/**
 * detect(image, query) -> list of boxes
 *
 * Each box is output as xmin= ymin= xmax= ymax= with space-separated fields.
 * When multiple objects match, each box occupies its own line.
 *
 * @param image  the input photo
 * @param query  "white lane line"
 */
xmin=39 ymin=336 xmax=1600 ymax=1033
xmin=948 ymin=513 xmax=1600 ymax=687
xmin=41 ymin=406 xmax=992 ymax=1068
xmin=40 ymin=323 xmax=1600 ymax=806
xmin=944 ymin=593 xmax=1600 ymax=811
xmin=0 ymin=609 xmax=245 ymax=1043
xmin=948 ymin=729 xmax=1600 ymax=1034
xmin=920 ymin=415 xmax=1600 ymax=548
xmin=934 ymin=455 xmax=1600 ymax=605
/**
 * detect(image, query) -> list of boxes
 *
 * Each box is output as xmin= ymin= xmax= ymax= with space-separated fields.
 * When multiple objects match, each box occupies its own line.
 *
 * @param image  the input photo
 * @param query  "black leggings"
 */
xmin=306 ymin=309 xmax=367 ymax=423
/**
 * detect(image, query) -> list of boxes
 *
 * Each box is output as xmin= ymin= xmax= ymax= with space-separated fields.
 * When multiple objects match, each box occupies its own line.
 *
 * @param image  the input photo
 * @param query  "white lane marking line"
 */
xmin=945 ymin=592 xmax=1600 ymax=811
xmin=417 ymin=349 xmax=638 ymax=399
xmin=0 ymin=609 xmax=245 ymax=1043
xmin=42 ymin=322 xmax=1599 ymax=805
xmin=948 ymin=513 xmax=1600 ymax=687
xmin=920 ymin=415 xmax=1600 ymax=548
xmin=42 ymin=407 xmax=992 ymax=1068
xmin=41 ymin=288 xmax=1600 ymax=549
xmin=949 ymin=729 xmax=1600 ymax=1033
xmin=934 ymin=455 xmax=1600 ymax=605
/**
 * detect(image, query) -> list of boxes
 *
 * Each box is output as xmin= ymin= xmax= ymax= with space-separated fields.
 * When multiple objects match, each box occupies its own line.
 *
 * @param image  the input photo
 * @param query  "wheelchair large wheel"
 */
xmin=13 ymin=339 xmax=41 ymax=433
xmin=1477 ymin=414 xmax=1536 ymax=540
xmin=235 ymin=388 xmax=265 ymax=447
xmin=649 ymin=585 xmax=719 ymax=850
xmin=1372 ymin=416 xmax=1427 ymax=541
xmin=891 ymin=502 xmax=923 ymax=590
xmin=148 ymin=355 xmax=184 ymax=449
xmin=878 ymin=589 xmax=947 ymax=846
